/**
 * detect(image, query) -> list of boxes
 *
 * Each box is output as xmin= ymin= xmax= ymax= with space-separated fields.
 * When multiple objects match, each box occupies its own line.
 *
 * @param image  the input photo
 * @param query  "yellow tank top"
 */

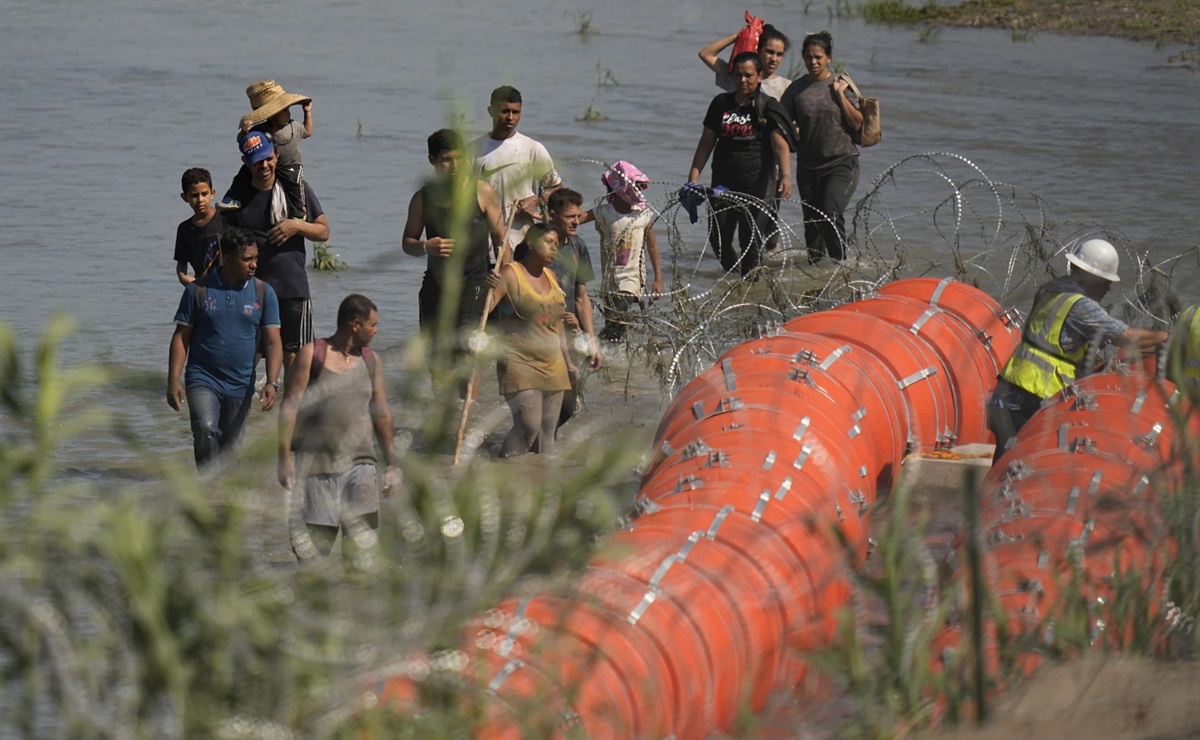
xmin=496 ymin=262 xmax=571 ymax=394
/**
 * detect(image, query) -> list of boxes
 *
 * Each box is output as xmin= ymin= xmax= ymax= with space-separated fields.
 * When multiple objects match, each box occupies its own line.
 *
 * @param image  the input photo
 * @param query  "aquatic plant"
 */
xmin=312 ymin=242 xmax=348 ymax=271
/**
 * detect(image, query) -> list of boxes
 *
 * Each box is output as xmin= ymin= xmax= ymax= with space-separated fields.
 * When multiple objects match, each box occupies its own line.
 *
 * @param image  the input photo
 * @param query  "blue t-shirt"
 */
xmin=174 ymin=271 xmax=281 ymax=397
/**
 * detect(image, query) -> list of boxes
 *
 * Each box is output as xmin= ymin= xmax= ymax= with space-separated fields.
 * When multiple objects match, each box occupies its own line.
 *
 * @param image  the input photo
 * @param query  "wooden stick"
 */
xmin=453 ymin=200 xmax=521 ymax=464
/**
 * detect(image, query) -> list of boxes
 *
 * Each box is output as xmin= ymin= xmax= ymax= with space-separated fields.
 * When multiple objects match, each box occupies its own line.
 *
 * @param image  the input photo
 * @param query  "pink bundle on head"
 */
xmin=601 ymin=161 xmax=650 ymax=209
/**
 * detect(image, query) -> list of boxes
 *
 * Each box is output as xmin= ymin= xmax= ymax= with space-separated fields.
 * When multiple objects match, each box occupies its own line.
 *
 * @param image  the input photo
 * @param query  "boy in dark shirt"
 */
xmin=174 ymin=168 xmax=230 ymax=286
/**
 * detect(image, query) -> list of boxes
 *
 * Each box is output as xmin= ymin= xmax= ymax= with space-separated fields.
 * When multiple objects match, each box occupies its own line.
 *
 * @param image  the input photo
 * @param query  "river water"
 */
xmin=2 ymin=0 xmax=1200 ymax=476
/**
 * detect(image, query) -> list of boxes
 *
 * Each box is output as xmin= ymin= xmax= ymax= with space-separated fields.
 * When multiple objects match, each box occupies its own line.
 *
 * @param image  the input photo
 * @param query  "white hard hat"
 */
xmin=1065 ymin=238 xmax=1121 ymax=283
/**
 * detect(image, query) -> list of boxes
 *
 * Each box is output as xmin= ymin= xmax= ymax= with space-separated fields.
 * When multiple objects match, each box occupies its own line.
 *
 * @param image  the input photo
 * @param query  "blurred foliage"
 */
xmin=0 ymin=317 xmax=639 ymax=737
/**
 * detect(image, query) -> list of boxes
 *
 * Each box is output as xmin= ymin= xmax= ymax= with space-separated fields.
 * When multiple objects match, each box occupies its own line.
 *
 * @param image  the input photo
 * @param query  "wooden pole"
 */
xmin=452 ymin=200 xmax=521 ymax=464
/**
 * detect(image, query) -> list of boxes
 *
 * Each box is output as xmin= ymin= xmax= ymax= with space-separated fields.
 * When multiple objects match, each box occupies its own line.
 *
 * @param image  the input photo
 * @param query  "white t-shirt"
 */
xmin=594 ymin=201 xmax=655 ymax=296
xmin=471 ymin=131 xmax=562 ymax=246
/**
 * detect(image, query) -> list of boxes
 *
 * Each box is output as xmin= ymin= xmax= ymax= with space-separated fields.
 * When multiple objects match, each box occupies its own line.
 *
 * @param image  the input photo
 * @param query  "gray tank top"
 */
xmin=294 ymin=358 xmax=377 ymax=475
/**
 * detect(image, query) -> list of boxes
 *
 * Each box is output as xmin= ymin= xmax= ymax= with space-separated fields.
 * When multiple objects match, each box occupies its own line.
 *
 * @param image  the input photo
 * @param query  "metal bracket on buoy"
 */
xmin=705 ymin=450 xmax=731 ymax=468
xmin=909 ymin=306 xmax=940 ymax=335
xmin=672 ymin=531 xmax=704 ymax=565
xmin=487 ymin=659 xmax=525 ymax=695
xmin=680 ymin=439 xmax=710 ymax=461
xmin=793 ymin=348 xmax=821 ymax=366
xmin=792 ymin=444 xmax=814 ymax=470
xmin=818 ymin=345 xmax=854 ymax=371
xmin=793 ymin=416 xmax=811 ymax=443
xmin=705 ymin=505 xmax=735 ymax=539
xmin=1003 ymin=459 xmax=1029 ymax=481
xmin=849 ymin=489 xmax=867 ymax=516
xmin=721 ymin=358 xmax=736 ymax=391
xmin=787 ymin=367 xmax=817 ymax=387
xmin=995 ymin=483 xmax=1017 ymax=502
xmin=975 ymin=329 xmax=994 ymax=349
xmin=763 ymin=450 xmax=778 ymax=469
xmin=936 ymin=429 xmax=956 ymax=450
xmin=1068 ymin=436 xmax=1097 ymax=455
xmin=752 ymin=490 xmax=771 ymax=522
xmin=1132 ymin=475 xmax=1150 ymax=496
xmin=897 ymin=366 xmax=938 ymax=390
xmin=930 ymin=276 xmax=954 ymax=306
xmin=1131 ymin=389 xmax=1148 ymax=414
xmin=1065 ymin=485 xmax=1081 ymax=515
xmin=774 ymin=478 xmax=792 ymax=501
xmin=1133 ymin=422 xmax=1163 ymax=450
xmin=675 ymin=475 xmax=703 ymax=493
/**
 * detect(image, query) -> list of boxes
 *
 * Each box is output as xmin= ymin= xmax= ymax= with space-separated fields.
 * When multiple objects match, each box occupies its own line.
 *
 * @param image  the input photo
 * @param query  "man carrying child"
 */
xmin=226 ymin=129 xmax=330 ymax=370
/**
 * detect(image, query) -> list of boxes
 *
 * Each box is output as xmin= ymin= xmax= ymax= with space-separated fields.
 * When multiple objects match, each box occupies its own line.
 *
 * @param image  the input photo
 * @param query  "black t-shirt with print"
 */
xmin=702 ymin=91 xmax=783 ymax=194
xmin=173 ymin=211 xmax=231 ymax=279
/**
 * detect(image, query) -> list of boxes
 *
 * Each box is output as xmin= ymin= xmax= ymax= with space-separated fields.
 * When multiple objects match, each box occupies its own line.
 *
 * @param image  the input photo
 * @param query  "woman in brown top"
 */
xmin=483 ymin=223 xmax=577 ymax=456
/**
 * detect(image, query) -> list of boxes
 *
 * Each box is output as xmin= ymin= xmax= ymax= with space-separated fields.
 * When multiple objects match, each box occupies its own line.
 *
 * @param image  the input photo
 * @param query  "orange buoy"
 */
xmin=785 ymin=310 xmax=957 ymax=452
xmin=835 ymin=294 xmax=998 ymax=444
xmin=875 ymin=276 xmax=1020 ymax=372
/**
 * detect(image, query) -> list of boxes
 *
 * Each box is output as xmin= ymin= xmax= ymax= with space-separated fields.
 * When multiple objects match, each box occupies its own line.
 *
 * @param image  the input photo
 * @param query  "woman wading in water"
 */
xmin=686 ymin=51 xmax=793 ymax=279
xmin=482 ymin=223 xmax=576 ymax=457
xmin=780 ymin=31 xmax=863 ymax=264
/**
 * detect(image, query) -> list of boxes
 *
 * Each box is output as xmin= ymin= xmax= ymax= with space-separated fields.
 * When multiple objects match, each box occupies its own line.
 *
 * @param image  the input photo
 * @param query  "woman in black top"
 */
xmin=686 ymin=51 xmax=793 ymax=278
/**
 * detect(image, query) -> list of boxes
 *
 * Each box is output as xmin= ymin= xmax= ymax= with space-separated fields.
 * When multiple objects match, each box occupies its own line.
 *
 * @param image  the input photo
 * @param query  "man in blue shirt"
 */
xmin=168 ymin=227 xmax=283 ymax=472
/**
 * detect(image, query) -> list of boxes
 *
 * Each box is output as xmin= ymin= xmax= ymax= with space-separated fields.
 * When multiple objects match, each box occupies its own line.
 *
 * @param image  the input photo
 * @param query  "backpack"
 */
xmin=193 ymin=276 xmax=268 ymax=326
xmin=309 ymin=337 xmax=377 ymax=384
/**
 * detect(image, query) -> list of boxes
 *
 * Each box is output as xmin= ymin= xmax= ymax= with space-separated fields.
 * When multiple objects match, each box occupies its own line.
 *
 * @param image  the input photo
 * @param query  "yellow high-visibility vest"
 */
xmin=1167 ymin=305 xmax=1200 ymax=392
xmin=999 ymin=288 xmax=1087 ymax=399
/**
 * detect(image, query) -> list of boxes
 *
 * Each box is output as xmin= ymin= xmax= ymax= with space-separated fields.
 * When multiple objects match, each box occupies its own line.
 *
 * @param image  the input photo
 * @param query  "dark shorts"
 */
xmin=418 ymin=277 xmax=485 ymax=351
xmin=278 ymin=297 xmax=314 ymax=353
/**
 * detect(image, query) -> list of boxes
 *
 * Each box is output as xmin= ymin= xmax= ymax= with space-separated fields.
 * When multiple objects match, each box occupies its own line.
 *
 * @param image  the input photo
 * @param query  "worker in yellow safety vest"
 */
xmin=1166 ymin=304 xmax=1200 ymax=395
xmin=987 ymin=238 xmax=1168 ymax=465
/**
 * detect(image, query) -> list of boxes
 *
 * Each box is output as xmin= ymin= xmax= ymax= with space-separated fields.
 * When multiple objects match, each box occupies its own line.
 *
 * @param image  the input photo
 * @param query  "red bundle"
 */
xmin=728 ymin=11 xmax=765 ymax=72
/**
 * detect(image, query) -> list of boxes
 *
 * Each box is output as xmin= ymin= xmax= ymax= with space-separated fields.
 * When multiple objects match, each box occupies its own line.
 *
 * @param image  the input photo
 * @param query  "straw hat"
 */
xmin=241 ymin=80 xmax=311 ymax=126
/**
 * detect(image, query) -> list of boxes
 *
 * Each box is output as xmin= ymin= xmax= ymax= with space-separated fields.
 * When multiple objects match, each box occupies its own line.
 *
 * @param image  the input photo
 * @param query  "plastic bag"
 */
xmin=728 ymin=11 xmax=764 ymax=72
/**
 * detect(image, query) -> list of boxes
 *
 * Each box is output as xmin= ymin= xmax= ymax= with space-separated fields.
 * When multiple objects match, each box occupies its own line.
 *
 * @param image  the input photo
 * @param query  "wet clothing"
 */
xmin=293 ymin=344 xmax=379 ymax=477
xmin=416 ymin=178 xmax=492 ymax=339
xmin=703 ymin=91 xmax=788 ymax=194
xmin=702 ymin=90 xmax=789 ymax=276
xmin=795 ymin=158 xmax=858 ymax=263
xmin=174 ymin=211 xmax=231 ymax=279
xmin=781 ymin=75 xmax=860 ymax=172
xmin=547 ymin=235 xmax=596 ymax=319
xmin=226 ymin=161 xmax=307 ymax=221
xmin=781 ymin=74 xmax=861 ymax=262
xmin=186 ymin=384 xmax=254 ymax=471
xmin=496 ymin=263 xmax=571 ymax=395
xmin=173 ymin=271 xmax=280 ymax=397
xmin=227 ymin=180 xmax=324 ymax=300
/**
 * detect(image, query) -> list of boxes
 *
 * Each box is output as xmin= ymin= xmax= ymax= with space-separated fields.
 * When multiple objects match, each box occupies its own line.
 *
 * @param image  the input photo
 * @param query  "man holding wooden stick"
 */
xmin=402 ymin=128 xmax=507 ymax=398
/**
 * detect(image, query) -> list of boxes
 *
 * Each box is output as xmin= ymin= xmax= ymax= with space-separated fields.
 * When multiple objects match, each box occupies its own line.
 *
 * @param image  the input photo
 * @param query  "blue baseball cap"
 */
xmin=240 ymin=131 xmax=274 ymax=164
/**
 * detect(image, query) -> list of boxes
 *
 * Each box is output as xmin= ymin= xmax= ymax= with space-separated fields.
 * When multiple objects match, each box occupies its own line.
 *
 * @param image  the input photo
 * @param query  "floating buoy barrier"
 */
xmin=936 ymin=368 xmax=1199 ymax=702
xmin=373 ymin=277 xmax=1040 ymax=738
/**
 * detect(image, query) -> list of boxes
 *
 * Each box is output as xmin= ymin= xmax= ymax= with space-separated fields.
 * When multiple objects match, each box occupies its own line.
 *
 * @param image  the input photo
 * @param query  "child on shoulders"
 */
xmin=580 ymin=161 xmax=664 ymax=342
xmin=217 ymin=79 xmax=313 ymax=220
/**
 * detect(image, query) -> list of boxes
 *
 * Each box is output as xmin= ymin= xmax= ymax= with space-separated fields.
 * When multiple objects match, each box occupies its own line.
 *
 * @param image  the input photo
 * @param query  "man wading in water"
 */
xmin=278 ymin=294 xmax=399 ymax=561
